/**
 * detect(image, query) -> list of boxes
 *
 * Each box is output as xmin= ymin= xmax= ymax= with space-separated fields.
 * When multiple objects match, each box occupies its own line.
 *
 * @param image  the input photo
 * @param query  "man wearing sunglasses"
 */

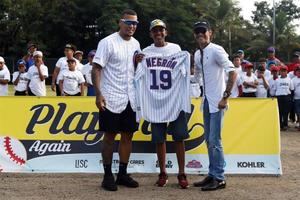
xmin=192 ymin=20 xmax=237 ymax=191
xmin=92 ymin=9 xmax=141 ymax=191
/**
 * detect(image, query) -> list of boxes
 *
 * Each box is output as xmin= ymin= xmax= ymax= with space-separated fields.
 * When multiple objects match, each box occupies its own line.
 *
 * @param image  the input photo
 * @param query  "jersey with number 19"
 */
xmin=135 ymin=51 xmax=191 ymax=123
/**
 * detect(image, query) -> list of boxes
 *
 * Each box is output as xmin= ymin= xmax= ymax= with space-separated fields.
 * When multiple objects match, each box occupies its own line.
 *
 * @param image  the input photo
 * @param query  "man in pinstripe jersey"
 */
xmin=92 ymin=9 xmax=140 ymax=191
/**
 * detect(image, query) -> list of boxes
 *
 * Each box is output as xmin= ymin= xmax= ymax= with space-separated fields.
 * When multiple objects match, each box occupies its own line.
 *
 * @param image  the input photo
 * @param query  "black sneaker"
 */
xmin=201 ymin=178 xmax=226 ymax=191
xmin=116 ymin=174 xmax=139 ymax=188
xmin=193 ymin=176 xmax=214 ymax=187
xmin=101 ymin=175 xmax=118 ymax=191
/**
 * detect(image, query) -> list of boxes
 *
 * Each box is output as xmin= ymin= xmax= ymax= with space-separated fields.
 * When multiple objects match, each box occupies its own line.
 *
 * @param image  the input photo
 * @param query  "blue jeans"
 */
xmin=203 ymin=98 xmax=225 ymax=180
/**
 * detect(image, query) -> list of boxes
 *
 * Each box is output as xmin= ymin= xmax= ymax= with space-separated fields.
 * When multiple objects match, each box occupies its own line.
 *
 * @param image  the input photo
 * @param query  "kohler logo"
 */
xmin=237 ymin=162 xmax=265 ymax=168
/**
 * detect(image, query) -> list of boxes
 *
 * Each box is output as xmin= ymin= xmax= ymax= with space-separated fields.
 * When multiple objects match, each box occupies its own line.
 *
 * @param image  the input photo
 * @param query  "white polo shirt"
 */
xmin=0 ymin=67 xmax=10 ymax=96
xmin=58 ymin=69 xmax=85 ymax=95
xmin=27 ymin=64 xmax=48 ymax=96
xmin=194 ymin=43 xmax=235 ymax=113
xmin=12 ymin=72 xmax=29 ymax=92
xmin=55 ymin=57 xmax=83 ymax=84
xmin=93 ymin=32 xmax=141 ymax=113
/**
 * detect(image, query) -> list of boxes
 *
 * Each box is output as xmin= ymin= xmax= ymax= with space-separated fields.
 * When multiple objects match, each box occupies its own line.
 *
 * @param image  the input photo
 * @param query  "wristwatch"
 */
xmin=223 ymin=91 xmax=231 ymax=99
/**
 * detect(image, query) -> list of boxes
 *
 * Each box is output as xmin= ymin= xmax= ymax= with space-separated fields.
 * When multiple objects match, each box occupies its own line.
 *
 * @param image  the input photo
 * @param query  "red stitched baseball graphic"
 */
xmin=3 ymin=137 xmax=26 ymax=165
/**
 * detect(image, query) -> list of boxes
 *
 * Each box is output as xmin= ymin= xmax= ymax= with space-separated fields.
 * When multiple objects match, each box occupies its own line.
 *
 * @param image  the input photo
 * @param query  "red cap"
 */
xmin=270 ymin=66 xmax=279 ymax=72
xmin=244 ymin=62 xmax=254 ymax=68
xmin=280 ymin=65 xmax=288 ymax=71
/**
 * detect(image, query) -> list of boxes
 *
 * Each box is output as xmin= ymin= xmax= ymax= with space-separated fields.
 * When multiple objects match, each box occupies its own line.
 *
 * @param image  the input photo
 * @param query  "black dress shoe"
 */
xmin=101 ymin=175 xmax=118 ymax=191
xmin=193 ymin=176 xmax=214 ymax=187
xmin=201 ymin=178 xmax=226 ymax=191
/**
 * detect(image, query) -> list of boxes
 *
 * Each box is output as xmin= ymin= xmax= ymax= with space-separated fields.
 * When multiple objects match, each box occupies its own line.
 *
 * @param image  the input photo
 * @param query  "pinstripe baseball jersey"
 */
xmin=93 ymin=32 xmax=141 ymax=113
xmin=135 ymin=51 xmax=191 ymax=123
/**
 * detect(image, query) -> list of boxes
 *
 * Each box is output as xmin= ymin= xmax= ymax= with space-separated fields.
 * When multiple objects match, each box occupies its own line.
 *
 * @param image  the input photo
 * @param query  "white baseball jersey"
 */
xmin=256 ymin=78 xmax=268 ymax=98
xmin=27 ymin=64 xmax=48 ymax=96
xmin=93 ymin=32 xmax=141 ymax=113
xmin=190 ymin=75 xmax=201 ymax=98
xmin=81 ymin=63 xmax=93 ymax=85
xmin=292 ymin=77 xmax=300 ymax=100
xmin=241 ymin=73 xmax=257 ymax=93
xmin=275 ymin=76 xmax=294 ymax=96
xmin=12 ymin=72 xmax=29 ymax=92
xmin=0 ymin=67 xmax=10 ymax=96
xmin=55 ymin=57 xmax=82 ymax=84
xmin=135 ymin=51 xmax=191 ymax=123
xmin=57 ymin=69 xmax=85 ymax=95
xmin=143 ymin=42 xmax=181 ymax=56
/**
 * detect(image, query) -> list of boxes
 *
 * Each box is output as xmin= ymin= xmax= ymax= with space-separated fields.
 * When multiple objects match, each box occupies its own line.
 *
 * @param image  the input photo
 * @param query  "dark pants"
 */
xmin=277 ymin=95 xmax=292 ymax=128
xmin=56 ymin=84 xmax=61 ymax=96
xmin=28 ymin=88 xmax=36 ymax=96
xmin=14 ymin=91 xmax=27 ymax=96
xmin=242 ymin=92 xmax=256 ymax=97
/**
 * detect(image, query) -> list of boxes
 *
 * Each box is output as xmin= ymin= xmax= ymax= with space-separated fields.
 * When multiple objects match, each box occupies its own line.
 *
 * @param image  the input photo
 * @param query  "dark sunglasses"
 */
xmin=194 ymin=27 xmax=207 ymax=34
xmin=121 ymin=19 xmax=139 ymax=26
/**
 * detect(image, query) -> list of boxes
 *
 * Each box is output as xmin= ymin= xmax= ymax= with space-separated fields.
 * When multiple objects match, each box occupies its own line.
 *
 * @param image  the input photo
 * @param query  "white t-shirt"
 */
xmin=12 ymin=72 xmax=29 ymax=92
xmin=27 ymin=64 xmax=48 ymax=96
xmin=0 ymin=68 xmax=10 ymax=96
xmin=275 ymin=77 xmax=294 ymax=96
xmin=55 ymin=57 xmax=82 ymax=84
xmin=268 ymin=77 xmax=277 ymax=97
xmin=241 ymin=73 xmax=257 ymax=93
xmin=143 ymin=42 xmax=181 ymax=56
xmin=256 ymin=78 xmax=268 ymax=98
xmin=93 ymin=32 xmax=141 ymax=113
xmin=292 ymin=77 xmax=300 ymax=100
xmin=288 ymin=71 xmax=295 ymax=79
xmin=255 ymin=69 xmax=271 ymax=80
xmin=225 ymin=71 xmax=242 ymax=98
xmin=190 ymin=75 xmax=201 ymax=98
xmin=81 ymin=63 xmax=93 ymax=85
xmin=58 ymin=69 xmax=85 ymax=95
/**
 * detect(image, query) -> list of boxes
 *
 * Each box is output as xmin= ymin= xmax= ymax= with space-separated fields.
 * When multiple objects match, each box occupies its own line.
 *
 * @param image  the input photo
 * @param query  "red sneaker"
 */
xmin=177 ymin=173 xmax=189 ymax=189
xmin=156 ymin=172 xmax=168 ymax=187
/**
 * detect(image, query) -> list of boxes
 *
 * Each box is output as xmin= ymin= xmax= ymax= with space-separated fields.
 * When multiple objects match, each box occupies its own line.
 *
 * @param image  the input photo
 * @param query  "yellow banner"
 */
xmin=0 ymin=97 xmax=280 ymax=155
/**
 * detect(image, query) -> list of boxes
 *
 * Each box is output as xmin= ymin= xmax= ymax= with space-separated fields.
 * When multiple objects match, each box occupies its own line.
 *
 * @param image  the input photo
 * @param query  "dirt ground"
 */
xmin=0 ymin=130 xmax=299 ymax=200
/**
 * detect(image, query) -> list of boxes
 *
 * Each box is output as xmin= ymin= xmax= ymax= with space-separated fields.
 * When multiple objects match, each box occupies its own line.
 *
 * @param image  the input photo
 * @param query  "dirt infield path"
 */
xmin=1 ymin=131 xmax=299 ymax=200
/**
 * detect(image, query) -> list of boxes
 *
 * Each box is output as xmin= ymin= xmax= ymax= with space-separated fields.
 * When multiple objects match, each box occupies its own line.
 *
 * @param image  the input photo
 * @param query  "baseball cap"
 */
xmin=88 ymin=50 xmax=96 ymax=57
xmin=0 ymin=56 xmax=5 ymax=63
xmin=257 ymin=65 xmax=266 ymax=71
xmin=267 ymin=46 xmax=275 ymax=53
xmin=292 ymin=51 xmax=300 ymax=57
xmin=295 ymin=64 xmax=300 ymax=71
xmin=17 ymin=59 xmax=26 ymax=66
xmin=244 ymin=62 xmax=254 ymax=68
xmin=193 ymin=20 xmax=210 ymax=31
xmin=149 ymin=19 xmax=166 ymax=31
xmin=74 ymin=50 xmax=83 ymax=55
xmin=280 ymin=65 xmax=288 ymax=71
xmin=237 ymin=49 xmax=244 ymax=54
xmin=270 ymin=66 xmax=279 ymax=72
xmin=65 ymin=44 xmax=76 ymax=52
xmin=27 ymin=43 xmax=37 ymax=49
xmin=33 ymin=51 xmax=43 ymax=57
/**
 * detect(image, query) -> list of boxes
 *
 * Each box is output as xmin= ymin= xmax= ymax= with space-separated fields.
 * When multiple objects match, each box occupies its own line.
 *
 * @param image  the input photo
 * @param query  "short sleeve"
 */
xmin=12 ymin=72 xmax=19 ymax=82
xmin=42 ymin=66 xmax=49 ymax=78
xmin=55 ymin=58 xmax=63 ymax=69
xmin=290 ymin=79 xmax=295 ymax=91
xmin=78 ymin=71 xmax=85 ymax=84
xmin=93 ymin=39 xmax=111 ymax=68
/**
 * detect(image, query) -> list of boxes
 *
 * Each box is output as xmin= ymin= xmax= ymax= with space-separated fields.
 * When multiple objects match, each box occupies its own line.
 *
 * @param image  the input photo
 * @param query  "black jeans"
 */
xmin=277 ymin=95 xmax=292 ymax=128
